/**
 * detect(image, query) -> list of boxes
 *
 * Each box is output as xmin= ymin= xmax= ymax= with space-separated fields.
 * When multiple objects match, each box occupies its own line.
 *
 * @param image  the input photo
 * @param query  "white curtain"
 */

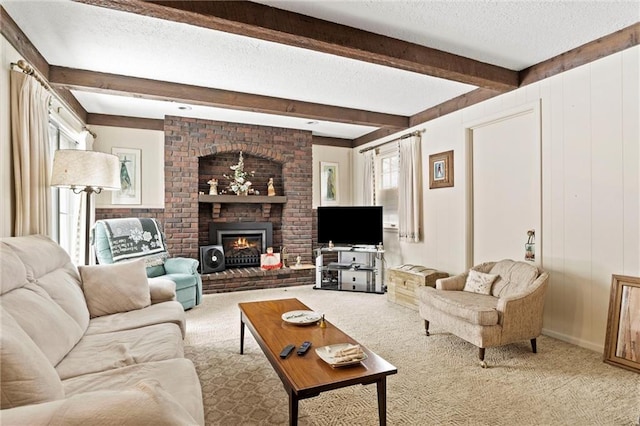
xmin=398 ymin=134 xmax=422 ymax=242
xmin=10 ymin=70 xmax=52 ymax=237
xmin=362 ymin=151 xmax=374 ymax=205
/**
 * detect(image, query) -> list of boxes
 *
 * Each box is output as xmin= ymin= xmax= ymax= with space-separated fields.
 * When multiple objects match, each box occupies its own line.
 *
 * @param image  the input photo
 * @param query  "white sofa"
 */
xmin=0 ymin=235 xmax=204 ymax=425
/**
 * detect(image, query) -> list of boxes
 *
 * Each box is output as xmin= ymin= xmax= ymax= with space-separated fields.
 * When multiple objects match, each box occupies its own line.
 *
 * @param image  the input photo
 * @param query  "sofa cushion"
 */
xmin=1 ymin=381 xmax=199 ymax=426
xmin=2 ymin=236 xmax=90 ymax=333
xmin=55 ymin=323 xmax=184 ymax=380
xmin=463 ymin=270 xmax=498 ymax=295
xmin=85 ymin=300 xmax=187 ymax=338
xmin=79 ymin=259 xmax=151 ymax=318
xmin=489 ymin=259 xmax=539 ymax=298
xmin=2 ymin=234 xmax=72 ymax=283
xmin=0 ymin=307 xmax=64 ymax=409
xmin=34 ymin=263 xmax=90 ymax=332
xmin=419 ymin=287 xmax=499 ymax=326
xmin=0 ymin=243 xmax=28 ymax=295
xmin=2 ymin=283 xmax=85 ymax=366
xmin=63 ymin=358 xmax=204 ymax=426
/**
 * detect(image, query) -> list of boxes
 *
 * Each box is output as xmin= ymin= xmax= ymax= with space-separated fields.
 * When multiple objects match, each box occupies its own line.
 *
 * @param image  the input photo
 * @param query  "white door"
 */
xmin=469 ymin=103 xmax=541 ymax=265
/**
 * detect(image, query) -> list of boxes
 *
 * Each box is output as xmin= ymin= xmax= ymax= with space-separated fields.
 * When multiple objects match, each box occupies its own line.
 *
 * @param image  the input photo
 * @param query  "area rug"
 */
xmin=184 ymin=285 xmax=640 ymax=425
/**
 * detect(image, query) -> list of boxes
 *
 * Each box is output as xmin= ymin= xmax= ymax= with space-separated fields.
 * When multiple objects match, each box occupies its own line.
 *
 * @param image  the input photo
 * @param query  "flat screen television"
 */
xmin=317 ymin=206 xmax=383 ymax=246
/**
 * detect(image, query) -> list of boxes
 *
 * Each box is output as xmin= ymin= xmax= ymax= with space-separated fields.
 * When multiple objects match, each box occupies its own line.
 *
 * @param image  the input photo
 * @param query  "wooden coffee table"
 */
xmin=239 ymin=298 xmax=397 ymax=426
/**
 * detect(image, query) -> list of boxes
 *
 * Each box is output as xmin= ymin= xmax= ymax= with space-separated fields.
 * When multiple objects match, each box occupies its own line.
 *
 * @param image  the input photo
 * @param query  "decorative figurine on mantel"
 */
xmin=207 ymin=178 xmax=218 ymax=195
xmin=267 ymin=178 xmax=276 ymax=196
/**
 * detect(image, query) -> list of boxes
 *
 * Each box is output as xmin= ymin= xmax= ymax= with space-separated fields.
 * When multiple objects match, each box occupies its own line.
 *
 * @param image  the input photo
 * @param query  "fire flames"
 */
xmin=233 ymin=237 xmax=256 ymax=249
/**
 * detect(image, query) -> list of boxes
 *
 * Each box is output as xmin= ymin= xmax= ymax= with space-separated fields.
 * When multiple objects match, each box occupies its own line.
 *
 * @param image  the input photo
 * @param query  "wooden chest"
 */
xmin=386 ymin=265 xmax=448 ymax=310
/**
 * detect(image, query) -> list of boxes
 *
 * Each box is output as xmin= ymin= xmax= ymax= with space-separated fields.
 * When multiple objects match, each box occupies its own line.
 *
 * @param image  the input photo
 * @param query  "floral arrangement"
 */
xmin=223 ymin=151 xmax=255 ymax=195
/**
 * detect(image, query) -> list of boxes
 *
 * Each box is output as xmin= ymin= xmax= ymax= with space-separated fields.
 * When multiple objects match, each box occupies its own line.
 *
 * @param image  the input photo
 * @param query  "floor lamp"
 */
xmin=51 ymin=149 xmax=121 ymax=265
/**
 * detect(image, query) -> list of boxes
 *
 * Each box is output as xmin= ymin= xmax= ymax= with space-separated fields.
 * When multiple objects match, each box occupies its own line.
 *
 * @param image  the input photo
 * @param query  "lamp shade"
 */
xmin=51 ymin=149 xmax=121 ymax=191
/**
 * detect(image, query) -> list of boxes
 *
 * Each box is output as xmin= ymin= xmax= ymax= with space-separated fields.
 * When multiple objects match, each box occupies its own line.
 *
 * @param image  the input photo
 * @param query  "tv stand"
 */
xmin=314 ymin=247 xmax=384 ymax=293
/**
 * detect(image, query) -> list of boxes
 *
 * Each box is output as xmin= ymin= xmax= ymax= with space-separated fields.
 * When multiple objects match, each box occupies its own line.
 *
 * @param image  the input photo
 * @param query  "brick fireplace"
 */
xmin=97 ymin=116 xmax=316 ymax=293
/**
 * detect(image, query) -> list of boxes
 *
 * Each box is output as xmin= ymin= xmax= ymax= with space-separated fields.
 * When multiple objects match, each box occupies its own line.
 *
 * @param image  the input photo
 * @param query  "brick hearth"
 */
xmin=97 ymin=116 xmax=316 ymax=293
xmin=202 ymin=265 xmax=315 ymax=293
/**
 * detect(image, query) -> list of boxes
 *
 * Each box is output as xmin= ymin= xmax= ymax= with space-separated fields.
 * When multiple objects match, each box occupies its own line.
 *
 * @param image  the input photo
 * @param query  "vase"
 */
xmin=237 ymin=189 xmax=248 ymax=196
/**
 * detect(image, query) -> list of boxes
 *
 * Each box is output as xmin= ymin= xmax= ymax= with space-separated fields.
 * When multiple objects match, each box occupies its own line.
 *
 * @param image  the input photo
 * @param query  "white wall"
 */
xmin=312 ymin=144 xmax=352 ymax=208
xmin=353 ymin=46 xmax=640 ymax=352
xmin=93 ymin=125 xmax=165 ymax=209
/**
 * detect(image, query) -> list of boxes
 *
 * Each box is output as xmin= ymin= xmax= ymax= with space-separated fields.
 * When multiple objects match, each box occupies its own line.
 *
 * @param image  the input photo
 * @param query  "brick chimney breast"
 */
xmin=163 ymin=116 xmax=313 ymax=272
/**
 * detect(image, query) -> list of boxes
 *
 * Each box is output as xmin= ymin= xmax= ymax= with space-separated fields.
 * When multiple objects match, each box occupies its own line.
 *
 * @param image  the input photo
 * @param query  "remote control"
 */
xmin=297 ymin=341 xmax=312 ymax=356
xmin=280 ymin=344 xmax=295 ymax=358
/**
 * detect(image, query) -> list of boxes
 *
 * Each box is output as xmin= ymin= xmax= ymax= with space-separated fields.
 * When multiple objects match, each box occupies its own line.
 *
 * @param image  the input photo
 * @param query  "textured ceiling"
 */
xmin=3 ymin=0 xmax=638 ymax=140
xmin=256 ymin=0 xmax=639 ymax=70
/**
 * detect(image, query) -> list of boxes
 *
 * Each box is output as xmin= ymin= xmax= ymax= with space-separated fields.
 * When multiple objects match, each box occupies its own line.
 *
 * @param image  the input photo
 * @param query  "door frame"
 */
xmin=463 ymin=100 xmax=542 ymax=269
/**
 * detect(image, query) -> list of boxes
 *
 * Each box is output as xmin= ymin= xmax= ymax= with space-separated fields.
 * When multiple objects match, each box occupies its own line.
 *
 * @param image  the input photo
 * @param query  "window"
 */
xmin=375 ymin=145 xmax=399 ymax=228
xmin=49 ymin=119 xmax=83 ymax=264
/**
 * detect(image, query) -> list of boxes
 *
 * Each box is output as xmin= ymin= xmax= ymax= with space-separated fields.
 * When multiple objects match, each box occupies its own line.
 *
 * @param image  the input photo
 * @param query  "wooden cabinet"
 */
xmin=387 ymin=265 xmax=448 ymax=310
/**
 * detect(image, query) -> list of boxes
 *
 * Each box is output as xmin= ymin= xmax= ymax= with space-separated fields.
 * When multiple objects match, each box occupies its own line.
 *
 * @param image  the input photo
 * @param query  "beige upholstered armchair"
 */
xmin=415 ymin=259 xmax=549 ymax=367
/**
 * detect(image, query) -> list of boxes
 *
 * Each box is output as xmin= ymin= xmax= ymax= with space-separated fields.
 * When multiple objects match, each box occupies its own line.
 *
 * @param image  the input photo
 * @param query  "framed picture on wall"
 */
xmin=320 ymin=162 xmax=339 ymax=206
xmin=111 ymin=147 xmax=142 ymax=205
xmin=604 ymin=275 xmax=640 ymax=373
xmin=429 ymin=150 xmax=454 ymax=189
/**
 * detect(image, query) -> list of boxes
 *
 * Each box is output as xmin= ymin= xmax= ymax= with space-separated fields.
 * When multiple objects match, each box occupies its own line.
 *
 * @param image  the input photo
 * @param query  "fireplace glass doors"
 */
xmin=209 ymin=222 xmax=273 ymax=268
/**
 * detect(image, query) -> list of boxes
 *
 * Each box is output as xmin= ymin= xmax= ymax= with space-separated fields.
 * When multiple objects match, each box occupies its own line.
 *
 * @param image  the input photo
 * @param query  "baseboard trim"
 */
xmin=542 ymin=328 xmax=603 ymax=353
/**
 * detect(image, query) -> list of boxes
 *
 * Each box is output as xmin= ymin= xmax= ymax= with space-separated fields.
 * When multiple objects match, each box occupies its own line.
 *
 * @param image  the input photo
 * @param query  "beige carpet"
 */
xmin=184 ymin=285 xmax=640 ymax=425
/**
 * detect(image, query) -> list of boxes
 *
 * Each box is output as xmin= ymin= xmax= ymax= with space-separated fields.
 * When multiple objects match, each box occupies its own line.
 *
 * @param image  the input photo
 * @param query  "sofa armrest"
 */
xmin=164 ymin=257 xmax=199 ymax=275
xmin=436 ymin=273 xmax=467 ymax=291
xmin=0 ymin=382 xmax=200 ymax=426
xmin=496 ymin=272 xmax=550 ymax=341
xmin=148 ymin=278 xmax=177 ymax=304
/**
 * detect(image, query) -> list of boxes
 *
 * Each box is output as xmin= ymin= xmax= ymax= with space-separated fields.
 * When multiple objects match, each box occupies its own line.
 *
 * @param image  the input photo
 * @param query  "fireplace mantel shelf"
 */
xmin=198 ymin=194 xmax=287 ymax=218
xmin=199 ymin=194 xmax=286 ymax=204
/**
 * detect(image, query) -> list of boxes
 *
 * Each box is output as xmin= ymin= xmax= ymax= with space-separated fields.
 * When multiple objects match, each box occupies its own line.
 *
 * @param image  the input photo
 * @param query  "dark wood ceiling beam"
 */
xmin=0 ymin=6 xmax=88 ymax=123
xmin=311 ymin=136 xmax=353 ymax=148
xmin=75 ymin=0 xmax=518 ymax=92
xmin=409 ymin=88 xmax=501 ymax=127
xmin=520 ymin=23 xmax=640 ymax=86
xmin=49 ymin=66 xmax=408 ymax=129
xmin=352 ymin=128 xmax=400 ymax=148
xmin=87 ymin=113 xmax=164 ymax=131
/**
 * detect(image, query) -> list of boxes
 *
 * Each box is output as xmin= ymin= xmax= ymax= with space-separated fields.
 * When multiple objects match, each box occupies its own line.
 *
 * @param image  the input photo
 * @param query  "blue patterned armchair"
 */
xmin=93 ymin=218 xmax=202 ymax=310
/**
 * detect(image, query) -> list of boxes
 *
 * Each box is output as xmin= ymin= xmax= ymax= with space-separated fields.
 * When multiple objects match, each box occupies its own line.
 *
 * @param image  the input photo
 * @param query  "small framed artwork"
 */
xmin=429 ymin=150 xmax=454 ymax=189
xmin=111 ymin=147 xmax=141 ymax=205
xmin=603 ymin=275 xmax=640 ymax=373
xmin=320 ymin=162 xmax=339 ymax=206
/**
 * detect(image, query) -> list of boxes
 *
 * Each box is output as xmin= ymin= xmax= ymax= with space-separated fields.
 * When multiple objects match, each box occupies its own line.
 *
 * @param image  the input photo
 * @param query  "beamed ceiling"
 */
xmin=1 ymin=0 xmax=638 ymax=147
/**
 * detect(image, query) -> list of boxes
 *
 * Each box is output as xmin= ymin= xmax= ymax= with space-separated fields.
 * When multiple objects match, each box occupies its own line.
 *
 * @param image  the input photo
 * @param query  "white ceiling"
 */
xmin=3 ymin=0 xmax=639 ymax=140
